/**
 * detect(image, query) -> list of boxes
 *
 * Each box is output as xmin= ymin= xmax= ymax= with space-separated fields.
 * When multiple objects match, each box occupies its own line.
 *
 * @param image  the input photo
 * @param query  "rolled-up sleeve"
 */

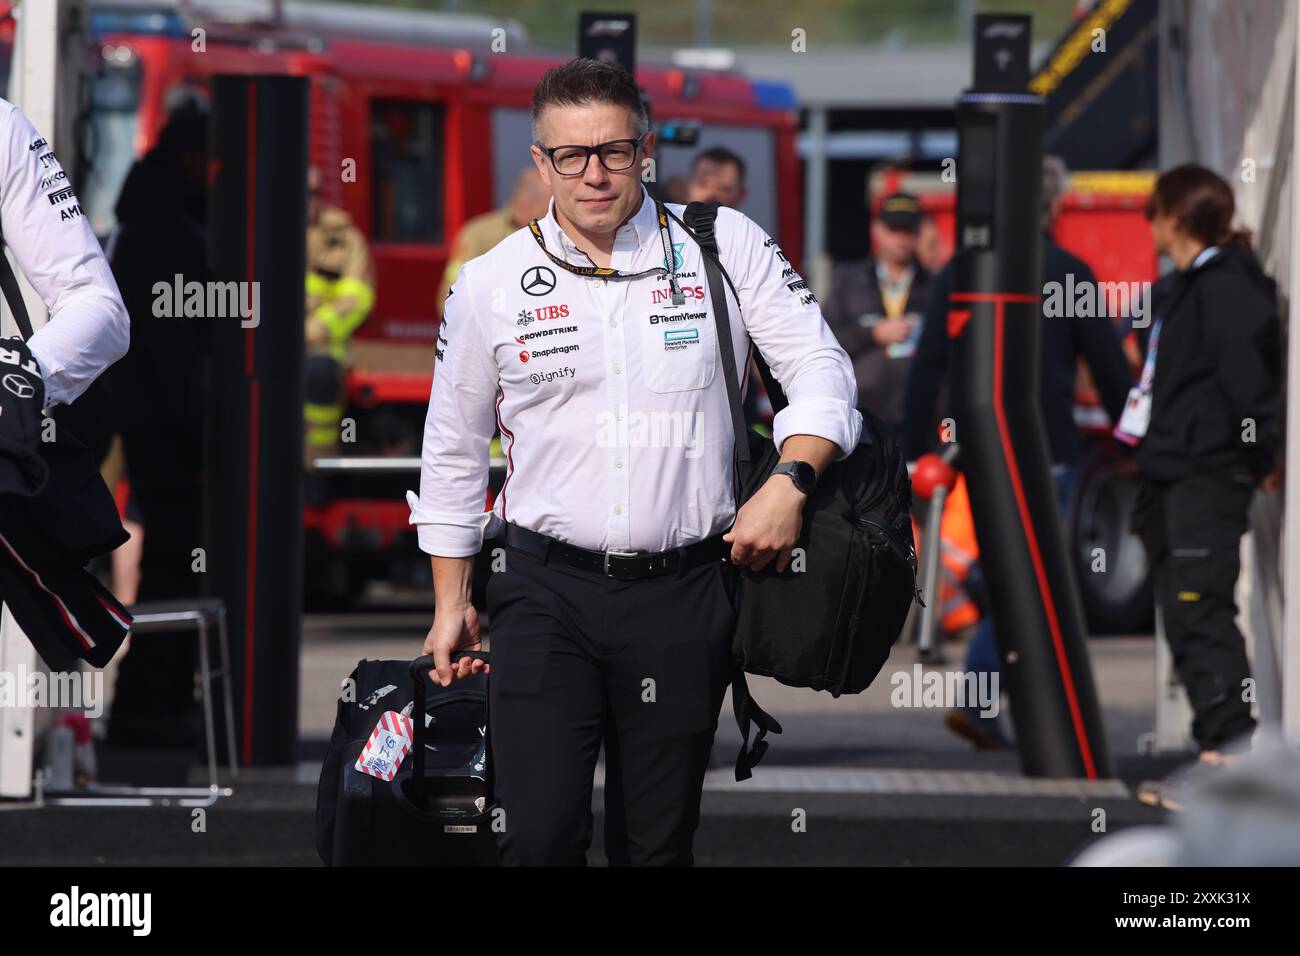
xmin=405 ymin=266 xmax=500 ymax=556
xmin=2 ymin=102 xmax=128 ymax=406
xmin=719 ymin=208 xmax=862 ymax=459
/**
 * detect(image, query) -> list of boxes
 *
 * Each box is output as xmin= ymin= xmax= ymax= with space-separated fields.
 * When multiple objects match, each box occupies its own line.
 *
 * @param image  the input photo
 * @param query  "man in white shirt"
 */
xmin=407 ymin=58 xmax=861 ymax=865
xmin=0 ymin=98 xmax=129 ymax=404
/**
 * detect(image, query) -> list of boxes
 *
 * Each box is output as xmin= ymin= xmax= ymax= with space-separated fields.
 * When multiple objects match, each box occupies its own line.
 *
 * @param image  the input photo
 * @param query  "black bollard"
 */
xmin=205 ymin=75 xmax=308 ymax=767
xmin=946 ymin=16 xmax=1112 ymax=779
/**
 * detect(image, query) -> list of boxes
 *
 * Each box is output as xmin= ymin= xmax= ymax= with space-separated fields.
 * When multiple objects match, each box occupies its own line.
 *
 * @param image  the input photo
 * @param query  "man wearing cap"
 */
xmin=823 ymin=191 xmax=935 ymax=433
xmin=406 ymin=58 xmax=861 ymax=866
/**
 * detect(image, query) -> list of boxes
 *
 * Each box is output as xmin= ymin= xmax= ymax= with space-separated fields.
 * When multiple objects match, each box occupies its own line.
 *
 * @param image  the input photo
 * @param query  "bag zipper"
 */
xmin=857 ymin=513 xmax=925 ymax=607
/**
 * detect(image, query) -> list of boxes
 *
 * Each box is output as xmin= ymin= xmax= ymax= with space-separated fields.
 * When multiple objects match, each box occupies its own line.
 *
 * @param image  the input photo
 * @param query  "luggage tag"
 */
xmin=355 ymin=710 xmax=414 ymax=782
xmin=1113 ymin=387 xmax=1151 ymax=447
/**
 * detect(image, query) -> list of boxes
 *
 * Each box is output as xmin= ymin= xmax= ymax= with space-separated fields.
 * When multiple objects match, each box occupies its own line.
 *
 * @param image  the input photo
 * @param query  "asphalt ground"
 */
xmin=0 ymin=615 xmax=1185 ymax=866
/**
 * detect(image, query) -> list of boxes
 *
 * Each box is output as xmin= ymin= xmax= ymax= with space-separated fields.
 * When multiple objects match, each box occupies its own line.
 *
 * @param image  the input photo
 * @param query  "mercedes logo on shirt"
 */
xmin=521 ymin=266 xmax=557 ymax=297
xmin=2 ymin=373 xmax=34 ymax=400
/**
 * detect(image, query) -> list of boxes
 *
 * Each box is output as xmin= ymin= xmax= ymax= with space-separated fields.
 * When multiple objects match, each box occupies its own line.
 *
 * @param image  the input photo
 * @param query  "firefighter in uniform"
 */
xmin=435 ymin=167 xmax=550 ymax=311
xmin=304 ymin=166 xmax=376 ymax=465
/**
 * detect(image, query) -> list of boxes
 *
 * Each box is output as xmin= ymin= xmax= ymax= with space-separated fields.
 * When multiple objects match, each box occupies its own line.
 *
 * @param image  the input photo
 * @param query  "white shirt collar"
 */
xmin=541 ymin=187 xmax=658 ymax=265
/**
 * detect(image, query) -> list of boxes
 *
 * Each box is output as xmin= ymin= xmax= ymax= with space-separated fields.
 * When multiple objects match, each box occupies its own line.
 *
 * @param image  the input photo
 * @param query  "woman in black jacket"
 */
xmin=1127 ymin=165 xmax=1281 ymax=793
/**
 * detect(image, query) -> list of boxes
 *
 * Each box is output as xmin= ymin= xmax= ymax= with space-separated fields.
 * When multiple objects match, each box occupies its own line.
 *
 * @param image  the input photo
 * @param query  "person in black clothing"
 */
xmin=904 ymin=155 xmax=1133 ymax=748
xmin=823 ymin=192 xmax=935 ymax=432
xmin=1127 ymin=166 xmax=1281 ymax=786
xmin=904 ymin=156 xmax=1132 ymax=467
xmin=104 ymin=104 xmax=210 ymax=749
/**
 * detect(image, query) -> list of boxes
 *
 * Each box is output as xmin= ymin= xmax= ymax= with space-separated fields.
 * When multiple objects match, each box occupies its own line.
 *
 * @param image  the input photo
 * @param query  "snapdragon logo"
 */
xmin=50 ymin=886 xmax=151 ymax=936
xmin=152 ymin=273 xmax=260 ymax=328
xmin=1042 ymin=274 xmax=1151 ymax=328
xmin=595 ymin=403 xmax=706 ymax=459
xmin=0 ymin=666 xmax=103 ymax=718
xmin=528 ymin=344 xmax=579 ymax=358
xmin=889 ymin=665 xmax=999 ymax=718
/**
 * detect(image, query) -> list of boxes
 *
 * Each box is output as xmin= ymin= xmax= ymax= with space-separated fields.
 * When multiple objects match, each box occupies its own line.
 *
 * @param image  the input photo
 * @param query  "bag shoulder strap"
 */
xmin=0 ymin=235 xmax=35 ymax=341
xmin=679 ymin=202 xmax=789 ymax=413
xmin=675 ymin=201 xmax=783 ymax=782
xmin=674 ymin=201 xmax=750 ymax=474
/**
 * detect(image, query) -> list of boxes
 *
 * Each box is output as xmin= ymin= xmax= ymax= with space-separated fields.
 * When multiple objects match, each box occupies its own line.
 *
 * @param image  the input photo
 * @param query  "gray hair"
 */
xmin=1042 ymin=154 xmax=1069 ymax=227
xmin=530 ymin=57 xmax=650 ymax=146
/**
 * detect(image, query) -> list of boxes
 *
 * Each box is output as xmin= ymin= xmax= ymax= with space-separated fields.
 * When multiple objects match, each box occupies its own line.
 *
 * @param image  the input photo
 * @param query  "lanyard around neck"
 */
xmin=527 ymin=199 xmax=685 ymax=305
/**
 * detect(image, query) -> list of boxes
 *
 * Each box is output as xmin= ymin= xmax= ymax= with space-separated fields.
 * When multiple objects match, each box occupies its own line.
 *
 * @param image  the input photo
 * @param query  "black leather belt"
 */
xmin=502 ymin=523 xmax=729 ymax=580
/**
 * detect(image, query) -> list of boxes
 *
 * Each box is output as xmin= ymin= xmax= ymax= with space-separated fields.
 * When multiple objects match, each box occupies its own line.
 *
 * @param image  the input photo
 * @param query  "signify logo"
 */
xmin=50 ymin=886 xmax=151 ymax=936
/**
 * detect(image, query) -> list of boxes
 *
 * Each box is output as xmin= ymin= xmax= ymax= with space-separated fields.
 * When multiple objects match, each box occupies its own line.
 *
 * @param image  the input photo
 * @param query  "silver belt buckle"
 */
xmin=603 ymin=548 xmax=640 ymax=576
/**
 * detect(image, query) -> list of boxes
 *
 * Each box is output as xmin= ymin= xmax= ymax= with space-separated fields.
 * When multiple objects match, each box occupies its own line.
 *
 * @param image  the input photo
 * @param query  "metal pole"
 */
xmin=803 ymin=106 xmax=828 ymax=293
xmin=915 ymin=483 xmax=948 ymax=663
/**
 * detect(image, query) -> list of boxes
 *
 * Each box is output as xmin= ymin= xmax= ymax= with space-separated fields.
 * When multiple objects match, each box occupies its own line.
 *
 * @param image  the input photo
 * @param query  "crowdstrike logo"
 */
xmin=515 ymin=325 xmax=577 ymax=343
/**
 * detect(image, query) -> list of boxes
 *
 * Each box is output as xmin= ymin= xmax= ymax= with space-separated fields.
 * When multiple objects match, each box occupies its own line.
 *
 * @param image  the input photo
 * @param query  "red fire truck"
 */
xmin=29 ymin=1 xmax=802 ymax=602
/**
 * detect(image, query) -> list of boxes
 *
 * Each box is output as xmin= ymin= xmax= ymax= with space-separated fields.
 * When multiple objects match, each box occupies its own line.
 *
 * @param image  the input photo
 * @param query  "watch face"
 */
xmin=794 ymin=462 xmax=817 ymax=492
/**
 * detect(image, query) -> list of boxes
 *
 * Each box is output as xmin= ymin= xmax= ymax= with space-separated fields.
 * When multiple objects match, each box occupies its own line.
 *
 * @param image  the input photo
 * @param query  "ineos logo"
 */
xmin=2 ymin=373 xmax=34 ymax=399
xmin=521 ymin=266 xmax=557 ymax=297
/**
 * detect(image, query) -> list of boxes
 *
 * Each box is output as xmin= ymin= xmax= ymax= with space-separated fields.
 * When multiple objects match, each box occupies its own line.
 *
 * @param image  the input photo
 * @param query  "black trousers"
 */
xmin=484 ymin=541 xmax=737 ymax=866
xmin=1136 ymin=466 xmax=1257 ymax=752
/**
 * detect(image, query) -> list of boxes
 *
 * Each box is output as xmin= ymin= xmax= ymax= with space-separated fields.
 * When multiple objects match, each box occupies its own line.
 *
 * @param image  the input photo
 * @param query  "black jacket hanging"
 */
xmin=0 ymin=245 xmax=132 ymax=669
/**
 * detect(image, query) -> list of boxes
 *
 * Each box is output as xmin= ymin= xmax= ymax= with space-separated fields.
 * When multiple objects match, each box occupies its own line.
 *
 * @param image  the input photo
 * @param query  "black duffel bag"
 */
xmin=316 ymin=652 xmax=498 ymax=866
xmin=674 ymin=202 xmax=920 ymax=780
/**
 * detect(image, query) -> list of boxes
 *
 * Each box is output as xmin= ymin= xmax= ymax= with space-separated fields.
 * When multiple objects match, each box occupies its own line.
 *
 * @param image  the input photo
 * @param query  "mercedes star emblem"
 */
xmin=2 ymin=373 xmax=34 ymax=400
xmin=521 ymin=266 xmax=557 ymax=297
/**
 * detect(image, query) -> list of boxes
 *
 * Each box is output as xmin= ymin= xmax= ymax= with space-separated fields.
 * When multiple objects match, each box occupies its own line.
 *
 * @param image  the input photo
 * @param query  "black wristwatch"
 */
xmin=771 ymin=460 xmax=817 ymax=495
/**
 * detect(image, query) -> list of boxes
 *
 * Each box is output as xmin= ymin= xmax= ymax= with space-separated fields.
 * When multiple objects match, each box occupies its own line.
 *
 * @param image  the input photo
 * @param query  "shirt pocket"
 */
xmin=637 ymin=310 xmax=717 ymax=393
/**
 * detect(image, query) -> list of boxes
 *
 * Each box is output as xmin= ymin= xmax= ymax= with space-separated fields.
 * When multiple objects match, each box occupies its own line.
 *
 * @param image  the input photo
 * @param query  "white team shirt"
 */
xmin=0 ymin=98 xmax=129 ymax=406
xmin=407 ymin=187 xmax=862 ymax=557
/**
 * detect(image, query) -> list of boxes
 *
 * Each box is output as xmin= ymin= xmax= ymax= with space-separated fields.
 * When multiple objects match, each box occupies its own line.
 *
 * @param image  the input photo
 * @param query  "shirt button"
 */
xmin=614 ymin=505 xmax=624 ymax=515
xmin=609 ymin=318 xmax=618 ymax=327
xmin=615 ymin=458 xmax=624 ymax=469
xmin=613 ymin=363 xmax=622 ymax=374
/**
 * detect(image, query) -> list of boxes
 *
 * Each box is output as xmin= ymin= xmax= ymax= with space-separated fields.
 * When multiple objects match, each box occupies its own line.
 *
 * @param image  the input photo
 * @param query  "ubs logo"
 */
xmin=520 ymin=266 xmax=557 ymax=297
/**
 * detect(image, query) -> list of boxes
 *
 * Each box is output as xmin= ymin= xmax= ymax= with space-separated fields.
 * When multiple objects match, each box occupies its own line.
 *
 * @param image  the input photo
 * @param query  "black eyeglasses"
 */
xmin=536 ymin=135 xmax=646 ymax=177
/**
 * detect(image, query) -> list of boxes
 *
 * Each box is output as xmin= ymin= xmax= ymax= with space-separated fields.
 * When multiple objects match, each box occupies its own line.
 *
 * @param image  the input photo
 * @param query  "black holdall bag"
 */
xmin=316 ymin=652 xmax=499 ymax=866
xmin=673 ymin=202 xmax=921 ymax=780
xmin=0 ymin=237 xmax=127 ymax=562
